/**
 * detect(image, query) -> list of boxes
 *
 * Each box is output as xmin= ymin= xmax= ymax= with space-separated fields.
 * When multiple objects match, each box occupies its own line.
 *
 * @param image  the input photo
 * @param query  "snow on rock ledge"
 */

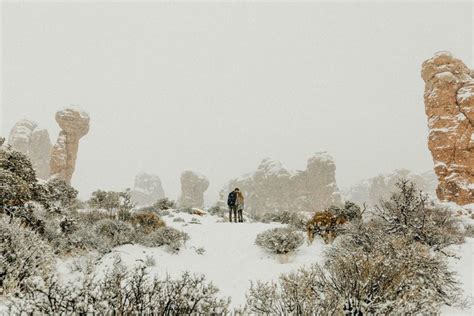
xmin=421 ymin=52 xmax=474 ymax=205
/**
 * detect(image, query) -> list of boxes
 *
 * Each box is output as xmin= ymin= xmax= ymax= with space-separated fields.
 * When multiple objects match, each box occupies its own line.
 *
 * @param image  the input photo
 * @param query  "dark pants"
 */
xmin=237 ymin=209 xmax=243 ymax=222
xmin=229 ymin=205 xmax=237 ymax=222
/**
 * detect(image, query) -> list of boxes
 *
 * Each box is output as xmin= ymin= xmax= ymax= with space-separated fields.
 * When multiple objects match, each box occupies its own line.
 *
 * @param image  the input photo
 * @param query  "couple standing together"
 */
xmin=227 ymin=188 xmax=244 ymax=223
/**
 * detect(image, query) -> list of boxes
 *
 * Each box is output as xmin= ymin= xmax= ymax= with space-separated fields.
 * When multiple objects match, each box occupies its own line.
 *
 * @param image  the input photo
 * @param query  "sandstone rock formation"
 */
xmin=130 ymin=172 xmax=166 ymax=206
xmin=226 ymin=152 xmax=342 ymax=215
xmin=8 ymin=119 xmax=52 ymax=179
xmin=345 ymin=169 xmax=438 ymax=206
xmin=178 ymin=171 xmax=209 ymax=208
xmin=50 ymin=107 xmax=90 ymax=184
xmin=421 ymin=52 xmax=474 ymax=205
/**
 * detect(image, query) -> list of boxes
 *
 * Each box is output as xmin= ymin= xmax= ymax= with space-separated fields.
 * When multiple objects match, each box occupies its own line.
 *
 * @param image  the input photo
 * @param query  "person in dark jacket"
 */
xmin=227 ymin=188 xmax=238 ymax=222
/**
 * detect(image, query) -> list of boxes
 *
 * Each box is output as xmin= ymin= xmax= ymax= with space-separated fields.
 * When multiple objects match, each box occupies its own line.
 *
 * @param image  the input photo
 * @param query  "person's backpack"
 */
xmin=227 ymin=191 xmax=237 ymax=206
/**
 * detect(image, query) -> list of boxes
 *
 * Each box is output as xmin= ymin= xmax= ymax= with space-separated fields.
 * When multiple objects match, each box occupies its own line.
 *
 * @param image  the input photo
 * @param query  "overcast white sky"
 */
xmin=1 ymin=1 xmax=473 ymax=202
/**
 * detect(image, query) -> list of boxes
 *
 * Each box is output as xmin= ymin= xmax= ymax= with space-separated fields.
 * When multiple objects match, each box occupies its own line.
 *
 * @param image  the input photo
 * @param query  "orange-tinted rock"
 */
xmin=50 ymin=107 xmax=90 ymax=184
xmin=421 ymin=52 xmax=474 ymax=205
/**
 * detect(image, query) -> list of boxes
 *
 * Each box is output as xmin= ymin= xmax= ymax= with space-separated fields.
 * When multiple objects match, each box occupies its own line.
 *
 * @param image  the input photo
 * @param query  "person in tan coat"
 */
xmin=235 ymin=190 xmax=244 ymax=223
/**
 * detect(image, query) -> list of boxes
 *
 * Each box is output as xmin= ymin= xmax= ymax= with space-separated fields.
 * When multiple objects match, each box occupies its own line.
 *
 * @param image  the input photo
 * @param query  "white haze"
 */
xmin=1 ymin=2 xmax=472 ymax=202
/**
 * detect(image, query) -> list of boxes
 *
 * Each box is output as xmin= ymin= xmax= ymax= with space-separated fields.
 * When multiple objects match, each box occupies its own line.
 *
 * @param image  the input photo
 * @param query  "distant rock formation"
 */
xmin=50 ymin=107 xmax=90 ymax=184
xmin=8 ymin=119 xmax=52 ymax=179
xmin=421 ymin=52 xmax=474 ymax=205
xmin=178 ymin=171 xmax=209 ymax=208
xmin=130 ymin=172 xmax=166 ymax=206
xmin=344 ymin=169 xmax=438 ymax=206
xmin=226 ymin=152 xmax=342 ymax=215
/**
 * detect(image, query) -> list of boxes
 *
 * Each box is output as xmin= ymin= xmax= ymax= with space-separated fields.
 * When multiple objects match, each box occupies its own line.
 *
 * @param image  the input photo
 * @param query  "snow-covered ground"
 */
xmin=54 ymin=210 xmax=474 ymax=313
xmin=83 ymin=212 xmax=327 ymax=309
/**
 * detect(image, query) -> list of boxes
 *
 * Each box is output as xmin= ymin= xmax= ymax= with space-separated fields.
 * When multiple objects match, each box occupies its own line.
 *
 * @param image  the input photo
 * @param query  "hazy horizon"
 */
xmin=1 ymin=2 xmax=473 ymax=202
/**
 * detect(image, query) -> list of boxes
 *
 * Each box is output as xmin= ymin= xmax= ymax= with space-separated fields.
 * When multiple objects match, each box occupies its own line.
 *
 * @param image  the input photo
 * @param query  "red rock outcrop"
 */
xmin=50 ymin=107 xmax=90 ymax=184
xmin=421 ymin=52 xmax=474 ymax=205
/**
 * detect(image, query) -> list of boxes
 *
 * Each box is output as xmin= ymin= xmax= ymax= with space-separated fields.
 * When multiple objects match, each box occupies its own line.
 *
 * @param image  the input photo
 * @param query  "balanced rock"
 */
xmin=130 ymin=172 xmax=166 ymax=206
xmin=8 ymin=119 xmax=52 ymax=179
xmin=50 ymin=106 xmax=90 ymax=184
xmin=178 ymin=171 xmax=209 ymax=208
xmin=421 ymin=52 xmax=474 ymax=205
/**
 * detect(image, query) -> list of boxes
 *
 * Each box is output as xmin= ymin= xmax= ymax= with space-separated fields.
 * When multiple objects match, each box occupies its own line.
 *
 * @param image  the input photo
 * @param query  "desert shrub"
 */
xmin=95 ymin=218 xmax=136 ymax=247
xmin=0 ymin=217 xmax=53 ymax=295
xmin=175 ymin=207 xmax=194 ymax=214
xmin=255 ymin=227 xmax=304 ymax=254
xmin=139 ymin=227 xmax=189 ymax=252
xmin=173 ymin=217 xmax=185 ymax=223
xmin=463 ymin=224 xmax=474 ymax=238
xmin=327 ymin=200 xmax=363 ymax=221
xmin=43 ymin=178 xmax=78 ymax=209
xmin=246 ymin=221 xmax=462 ymax=314
xmin=374 ymin=180 xmax=463 ymax=250
xmin=153 ymin=198 xmax=176 ymax=210
xmin=88 ymin=189 xmax=135 ymax=220
xmin=75 ymin=209 xmax=112 ymax=225
xmin=207 ymin=205 xmax=227 ymax=217
xmin=8 ymin=260 xmax=230 ymax=314
xmin=189 ymin=218 xmax=201 ymax=224
xmin=131 ymin=211 xmax=165 ymax=233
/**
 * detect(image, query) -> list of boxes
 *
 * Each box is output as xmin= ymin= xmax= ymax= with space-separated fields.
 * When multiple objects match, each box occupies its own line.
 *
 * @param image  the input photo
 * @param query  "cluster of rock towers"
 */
xmin=8 ymin=106 xmax=90 ymax=185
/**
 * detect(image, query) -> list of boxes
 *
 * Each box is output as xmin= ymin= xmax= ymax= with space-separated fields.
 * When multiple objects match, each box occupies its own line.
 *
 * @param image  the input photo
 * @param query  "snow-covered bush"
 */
xmin=246 ymin=221 xmax=462 ymax=314
xmin=131 ymin=211 xmax=165 ymax=233
xmin=153 ymin=197 xmax=176 ymax=210
xmin=87 ymin=189 xmax=135 ymax=220
xmin=0 ymin=217 xmax=53 ymax=295
xmin=207 ymin=205 xmax=227 ymax=217
xmin=255 ymin=227 xmax=304 ymax=254
xmin=374 ymin=179 xmax=463 ymax=250
xmin=173 ymin=217 xmax=185 ymax=223
xmin=139 ymin=227 xmax=189 ymax=252
xmin=95 ymin=218 xmax=136 ymax=247
xmin=327 ymin=200 xmax=363 ymax=221
xmin=43 ymin=178 xmax=78 ymax=210
xmin=8 ymin=260 xmax=230 ymax=314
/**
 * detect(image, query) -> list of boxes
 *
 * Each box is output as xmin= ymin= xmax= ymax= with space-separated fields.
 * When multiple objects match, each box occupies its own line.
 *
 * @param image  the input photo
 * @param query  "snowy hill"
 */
xmin=52 ymin=210 xmax=473 ymax=314
xmin=65 ymin=212 xmax=327 ymax=309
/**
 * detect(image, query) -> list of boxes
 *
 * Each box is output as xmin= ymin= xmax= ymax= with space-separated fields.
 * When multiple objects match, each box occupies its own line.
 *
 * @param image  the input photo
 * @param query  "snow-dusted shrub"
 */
xmin=95 ymin=218 xmax=136 ymax=247
xmin=189 ymin=218 xmax=201 ymax=224
xmin=139 ymin=227 xmax=189 ymax=252
xmin=87 ymin=189 xmax=135 ymax=220
xmin=0 ymin=217 xmax=53 ymax=295
xmin=76 ymin=209 xmax=112 ymax=224
xmin=173 ymin=217 xmax=185 ymax=223
xmin=255 ymin=227 xmax=304 ymax=254
xmin=207 ymin=205 xmax=227 ymax=217
xmin=9 ymin=260 xmax=230 ymax=314
xmin=131 ymin=211 xmax=165 ymax=233
xmin=153 ymin=198 xmax=176 ymax=210
xmin=374 ymin=179 xmax=463 ymax=250
xmin=43 ymin=178 xmax=78 ymax=210
xmin=246 ymin=221 xmax=462 ymax=315
xmin=463 ymin=224 xmax=474 ymax=238
xmin=327 ymin=200 xmax=363 ymax=221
